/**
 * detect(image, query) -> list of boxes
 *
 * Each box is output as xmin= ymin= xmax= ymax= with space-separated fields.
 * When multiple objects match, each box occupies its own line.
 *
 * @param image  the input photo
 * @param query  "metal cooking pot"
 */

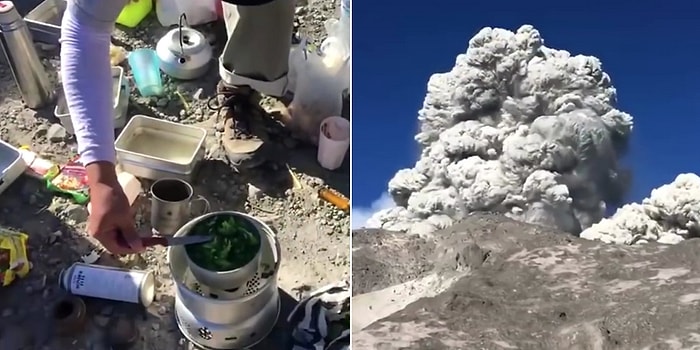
xmin=155 ymin=14 xmax=212 ymax=80
xmin=168 ymin=211 xmax=281 ymax=326
xmin=182 ymin=212 xmax=263 ymax=291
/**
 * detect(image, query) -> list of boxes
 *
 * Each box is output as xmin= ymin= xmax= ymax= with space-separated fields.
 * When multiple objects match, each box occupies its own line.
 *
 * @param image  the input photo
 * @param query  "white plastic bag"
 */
xmin=156 ymin=0 xmax=218 ymax=27
xmin=286 ymin=40 xmax=345 ymax=146
xmin=321 ymin=18 xmax=350 ymax=92
xmin=287 ymin=43 xmax=306 ymax=94
xmin=320 ymin=36 xmax=350 ymax=92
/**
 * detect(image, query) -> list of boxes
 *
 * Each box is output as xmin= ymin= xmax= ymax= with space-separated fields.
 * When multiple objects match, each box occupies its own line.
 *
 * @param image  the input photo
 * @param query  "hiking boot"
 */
xmin=208 ymin=82 xmax=271 ymax=170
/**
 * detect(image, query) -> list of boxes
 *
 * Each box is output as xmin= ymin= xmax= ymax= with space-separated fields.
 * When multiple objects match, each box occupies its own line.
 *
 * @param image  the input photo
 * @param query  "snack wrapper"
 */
xmin=46 ymin=158 xmax=90 ymax=204
xmin=0 ymin=229 xmax=30 ymax=287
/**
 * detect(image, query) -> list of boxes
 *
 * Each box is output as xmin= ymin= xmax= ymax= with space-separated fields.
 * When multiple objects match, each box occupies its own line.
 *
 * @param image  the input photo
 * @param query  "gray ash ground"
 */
xmin=353 ymin=213 xmax=700 ymax=349
xmin=0 ymin=2 xmax=347 ymax=349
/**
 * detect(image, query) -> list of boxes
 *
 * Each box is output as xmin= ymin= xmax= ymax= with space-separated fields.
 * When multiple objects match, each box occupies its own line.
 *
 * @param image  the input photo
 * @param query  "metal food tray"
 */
xmin=0 ymin=140 xmax=27 ymax=196
xmin=25 ymin=0 xmax=66 ymax=45
xmin=55 ymin=67 xmax=128 ymax=134
xmin=115 ymin=115 xmax=206 ymax=181
xmin=118 ymin=158 xmax=200 ymax=182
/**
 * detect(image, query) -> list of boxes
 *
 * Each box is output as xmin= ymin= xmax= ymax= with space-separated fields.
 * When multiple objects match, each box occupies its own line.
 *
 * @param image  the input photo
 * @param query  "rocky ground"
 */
xmin=0 ymin=1 xmax=348 ymax=349
xmin=352 ymin=213 xmax=700 ymax=349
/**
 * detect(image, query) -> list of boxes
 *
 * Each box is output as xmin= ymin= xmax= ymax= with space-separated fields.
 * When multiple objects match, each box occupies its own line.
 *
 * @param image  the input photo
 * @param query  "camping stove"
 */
xmin=168 ymin=214 xmax=281 ymax=350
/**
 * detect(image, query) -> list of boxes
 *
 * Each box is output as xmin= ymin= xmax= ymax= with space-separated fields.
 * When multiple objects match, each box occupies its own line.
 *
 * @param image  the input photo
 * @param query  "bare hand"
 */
xmin=85 ymin=163 xmax=143 ymax=255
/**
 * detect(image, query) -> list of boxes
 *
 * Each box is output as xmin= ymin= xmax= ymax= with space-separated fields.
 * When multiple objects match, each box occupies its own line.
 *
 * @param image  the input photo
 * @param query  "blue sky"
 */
xmin=351 ymin=0 xmax=700 ymax=227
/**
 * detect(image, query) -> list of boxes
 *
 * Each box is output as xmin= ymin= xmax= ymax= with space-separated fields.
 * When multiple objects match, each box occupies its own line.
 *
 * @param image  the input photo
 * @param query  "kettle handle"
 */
xmin=177 ymin=13 xmax=190 ymax=57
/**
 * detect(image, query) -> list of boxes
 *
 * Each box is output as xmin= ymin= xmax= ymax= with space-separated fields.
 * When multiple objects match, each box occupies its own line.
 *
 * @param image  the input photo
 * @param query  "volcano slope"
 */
xmin=352 ymin=212 xmax=700 ymax=350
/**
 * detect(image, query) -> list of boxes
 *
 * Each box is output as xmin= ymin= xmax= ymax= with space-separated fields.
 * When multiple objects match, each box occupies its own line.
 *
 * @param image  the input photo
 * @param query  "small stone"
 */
xmin=19 ymin=109 xmax=37 ymax=120
xmin=107 ymin=317 xmax=138 ymax=347
xmin=157 ymin=306 xmax=167 ymax=315
xmin=192 ymin=88 xmax=204 ymax=100
xmin=47 ymin=123 xmax=67 ymax=142
xmin=157 ymin=98 xmax=169 ymax=108
xmin=100 ymin=306 xmax=114 ymax=316
xmin=205 ymin=32 xmax=217 ymax=45
xmin=63 ymin=204 xmax=88 ymax=223
xmin=215 ymin=121 xmax=225 ymax=132
xmin=247 ymin=184 xmax=263 ymax=199
xmin=94 ymin=315 xmax=110 ymax=327
xmin=36 ymin=274 xmax=47 ymax=290
xmin=151 ymin=323 xmax=160 ymax=331
xmin=34 ymin=124 xmax=49 ymax=138
xmin=46 ymin=234 xmax=58 ymax=245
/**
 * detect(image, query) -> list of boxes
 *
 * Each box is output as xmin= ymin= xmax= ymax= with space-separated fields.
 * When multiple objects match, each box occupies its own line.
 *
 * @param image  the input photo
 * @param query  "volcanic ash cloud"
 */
xmin=580 ymin=173 xmax=700 ymax=245
xmin=367 ymin=25 xmax=634 ymax=236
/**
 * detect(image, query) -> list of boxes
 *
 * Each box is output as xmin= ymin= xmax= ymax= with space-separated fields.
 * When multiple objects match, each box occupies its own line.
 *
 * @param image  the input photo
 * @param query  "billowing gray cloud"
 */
xmin=368 ymin=25 xmax=634 ymax=236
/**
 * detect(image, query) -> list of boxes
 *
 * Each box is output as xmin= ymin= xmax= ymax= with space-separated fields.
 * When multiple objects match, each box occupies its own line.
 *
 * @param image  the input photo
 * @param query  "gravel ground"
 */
xmin=353 ymin=213 xmax=700 ymax=349
xmin=0 ymin=1 xmax=347 ymax=349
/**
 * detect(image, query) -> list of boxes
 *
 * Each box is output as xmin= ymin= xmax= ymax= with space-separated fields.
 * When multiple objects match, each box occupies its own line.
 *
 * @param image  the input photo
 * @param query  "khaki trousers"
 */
xmin=219 ymin=0 xmax=294 ymax=97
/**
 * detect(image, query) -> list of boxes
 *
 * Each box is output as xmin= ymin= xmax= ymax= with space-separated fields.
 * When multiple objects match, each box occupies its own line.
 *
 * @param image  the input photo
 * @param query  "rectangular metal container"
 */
xmin=0 ymin=140 xmax=27 ymax=196
xmin=55 ymin=66 xmax=129 ymax=134
xmin=118 ymin=159 xmax=200 ymax=182
xmin=25 ymin=0 xmax=66 ymax=45
xmin=115 ymin=115 xmax=207 ymax=181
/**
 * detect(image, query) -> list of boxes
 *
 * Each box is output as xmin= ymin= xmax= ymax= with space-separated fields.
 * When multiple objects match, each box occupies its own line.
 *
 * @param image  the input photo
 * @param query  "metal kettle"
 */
xmin=155 ymin=14 xmax=212 ymax=80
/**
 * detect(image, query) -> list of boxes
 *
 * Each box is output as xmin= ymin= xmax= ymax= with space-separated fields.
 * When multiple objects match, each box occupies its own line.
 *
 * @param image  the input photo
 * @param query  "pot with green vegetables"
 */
xmin=182 ymin=211 xmax=262 ymax=290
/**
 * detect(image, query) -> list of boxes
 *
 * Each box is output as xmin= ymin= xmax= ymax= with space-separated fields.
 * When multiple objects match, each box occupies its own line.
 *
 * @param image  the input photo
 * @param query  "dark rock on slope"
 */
xmin=352 ymin=212 xmax=700 ymax=349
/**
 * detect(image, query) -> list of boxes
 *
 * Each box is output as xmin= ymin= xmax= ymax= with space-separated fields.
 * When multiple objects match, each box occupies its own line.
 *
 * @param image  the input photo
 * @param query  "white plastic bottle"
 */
xmin=18 ymin=148 xmax=56 ymax=179
xmin=87 ymin=171 xmax=142 ymax=213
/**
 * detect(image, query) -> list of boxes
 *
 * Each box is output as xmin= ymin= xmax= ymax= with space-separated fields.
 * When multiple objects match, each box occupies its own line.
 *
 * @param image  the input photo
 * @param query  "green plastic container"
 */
xmin=116 ymin=0 xmax=153 ymax=28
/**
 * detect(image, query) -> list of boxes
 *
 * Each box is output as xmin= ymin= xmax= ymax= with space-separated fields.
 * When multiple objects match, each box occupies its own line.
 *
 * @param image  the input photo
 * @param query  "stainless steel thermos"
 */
xmin=0 ymin=1 xmax=55 ymax=109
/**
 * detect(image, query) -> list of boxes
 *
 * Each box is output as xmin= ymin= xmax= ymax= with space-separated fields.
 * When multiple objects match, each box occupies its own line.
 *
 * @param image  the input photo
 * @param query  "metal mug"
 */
xmin=150 ymin=178 xmax=210 ymax=235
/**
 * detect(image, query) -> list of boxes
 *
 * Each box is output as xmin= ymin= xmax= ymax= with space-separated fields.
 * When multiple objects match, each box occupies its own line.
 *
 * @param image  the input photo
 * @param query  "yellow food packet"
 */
xmin=109 ymin=44 xmax=127 ymax=66
xmin=0 ymin=228 xmax=30 ymax=286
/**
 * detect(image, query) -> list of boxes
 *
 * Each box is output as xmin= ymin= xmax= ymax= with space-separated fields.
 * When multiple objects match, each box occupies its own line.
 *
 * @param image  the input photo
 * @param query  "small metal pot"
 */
xmin=155 ymin=14 xmax=212 ymax=80
xmin=179 ymin=211 xmax=262 ymax=290
xmin=168 ymin=211 xmax=281 ymax=326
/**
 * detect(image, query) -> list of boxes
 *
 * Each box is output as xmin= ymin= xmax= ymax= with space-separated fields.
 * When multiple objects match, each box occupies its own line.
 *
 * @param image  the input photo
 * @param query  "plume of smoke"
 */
xmin=580 ymin=174 xmax=700 ymax=245
xmin=368 ymin=25 xmax=634 ymax=236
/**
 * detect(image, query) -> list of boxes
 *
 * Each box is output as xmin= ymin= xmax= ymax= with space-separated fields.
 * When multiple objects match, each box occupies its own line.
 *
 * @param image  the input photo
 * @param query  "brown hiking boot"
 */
xmin=207 ymin=82 xmax=271 ymax=170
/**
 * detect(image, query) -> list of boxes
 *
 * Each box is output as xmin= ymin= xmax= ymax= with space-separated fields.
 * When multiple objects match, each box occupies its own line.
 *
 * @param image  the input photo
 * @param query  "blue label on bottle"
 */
xmin=72 ymin=269 xmax=86 ymax=290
